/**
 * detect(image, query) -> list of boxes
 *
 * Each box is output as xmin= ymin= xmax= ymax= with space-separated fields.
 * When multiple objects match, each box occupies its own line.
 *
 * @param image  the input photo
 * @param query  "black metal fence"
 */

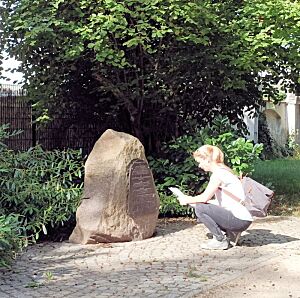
xmin=0 ymin=84 xmax=32 ymax=150
xmin=0 ymin=84 xmax=102 ymax=154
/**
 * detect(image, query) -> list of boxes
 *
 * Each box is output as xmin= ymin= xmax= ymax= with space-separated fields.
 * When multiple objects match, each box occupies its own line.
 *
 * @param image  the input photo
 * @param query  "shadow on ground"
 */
xmin=240 ymin=228 xmax=299 ymax=247
xmin=155 ymin=217 xmax=196 ymax=236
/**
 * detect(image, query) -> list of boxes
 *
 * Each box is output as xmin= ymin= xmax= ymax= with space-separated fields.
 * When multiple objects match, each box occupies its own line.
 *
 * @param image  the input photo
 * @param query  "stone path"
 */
xmin=1 ymin=216 xmax=300 ymax=298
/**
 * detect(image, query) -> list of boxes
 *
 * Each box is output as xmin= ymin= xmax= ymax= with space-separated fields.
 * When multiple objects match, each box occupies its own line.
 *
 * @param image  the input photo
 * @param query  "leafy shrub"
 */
xmin=0 ymin=123 xmax=22 ymax=146
xmin=286 ymin=132 xmax=300 ymax=160
xmin=0 ymin=124 xmax=84 ymax=241
xmin=159 ymin=193 xmax=195 ymax=217
xmin=149 ymin=116 xmax=263 ymax=217
xmin=292 ymin=145 xmax=300 ymax=160
xmin=0 ymin=214 xmax=26 ymax=268
xmin=206 ymin=132 xmax=263 ymax=175
xmin=148 ymin=133 xmax=207 ymax=217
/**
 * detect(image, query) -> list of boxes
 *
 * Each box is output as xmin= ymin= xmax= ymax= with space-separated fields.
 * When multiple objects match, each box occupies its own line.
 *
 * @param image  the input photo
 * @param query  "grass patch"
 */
xmin=186 ymin=265 xmax=208 ymax=281
xmin=252 ymin=159 xmax=300 ymax=216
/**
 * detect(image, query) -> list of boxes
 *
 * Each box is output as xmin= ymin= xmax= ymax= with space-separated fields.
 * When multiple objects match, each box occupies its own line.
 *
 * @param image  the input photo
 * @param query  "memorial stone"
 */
xmin=69 ymin=129 xmax=160 ymax=244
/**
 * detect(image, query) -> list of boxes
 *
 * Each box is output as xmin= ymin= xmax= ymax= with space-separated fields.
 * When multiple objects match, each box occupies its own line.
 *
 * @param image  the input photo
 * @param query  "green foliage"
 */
xmin=159 ymin=193 xmax=195 ymax=217
xmin=206 ymin=132 xmax=263 ymax=175
xmin=2 ymin=0 xmax=299 ymax=153
xmin=225 ymin=0 xmax=300 ymax=97
xmin=0 ymin=124 xmax=23 ymax=147
xmin=291 ymin=145 xmax=300 ymax=160
xmin=0 ymin=125 xmax=84 ymax=241
xmin=286 ymin=132 xmax=300 ymax=160
xmin=0 ymin=214 xmax=26 ymax=268
xmin=149 ymin=117 xmax=263 ymax=216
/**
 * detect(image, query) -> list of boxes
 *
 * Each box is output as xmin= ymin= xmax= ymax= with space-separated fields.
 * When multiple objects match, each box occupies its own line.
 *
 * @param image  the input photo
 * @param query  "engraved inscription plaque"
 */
xmin=128 ymin=159 xmax=157 ymax=219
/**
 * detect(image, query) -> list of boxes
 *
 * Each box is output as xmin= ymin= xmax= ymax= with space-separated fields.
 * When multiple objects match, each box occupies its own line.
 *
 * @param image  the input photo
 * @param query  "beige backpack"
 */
xmin=222 ymin=176 xmax=274 ymax=218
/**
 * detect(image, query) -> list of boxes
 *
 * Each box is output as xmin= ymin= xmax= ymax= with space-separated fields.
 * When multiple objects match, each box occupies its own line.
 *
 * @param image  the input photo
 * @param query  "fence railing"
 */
xmin=0 ymin=84 xmax=102 ymax=154
xmin=0 ymin=84 xmax=32 ymax=150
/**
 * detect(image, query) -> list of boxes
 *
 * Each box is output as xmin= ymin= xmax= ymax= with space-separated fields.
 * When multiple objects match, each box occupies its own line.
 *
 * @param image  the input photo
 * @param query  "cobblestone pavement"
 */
xmin=1 ymin=216 xmax=300 ymax=298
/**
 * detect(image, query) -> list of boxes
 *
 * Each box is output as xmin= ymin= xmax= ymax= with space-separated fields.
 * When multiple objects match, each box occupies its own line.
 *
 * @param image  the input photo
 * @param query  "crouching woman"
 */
xmin=179 ymin=145 xmax=253 ymax=250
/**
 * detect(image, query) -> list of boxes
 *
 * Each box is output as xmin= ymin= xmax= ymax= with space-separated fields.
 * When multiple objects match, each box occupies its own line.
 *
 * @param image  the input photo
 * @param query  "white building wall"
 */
xmin=243 ymin=110 xmax=258 ymax=143
xmin=285 ymin=93 xmax=300 ymax=144
xmin=244 ymin=93 xmax=300 ymax=145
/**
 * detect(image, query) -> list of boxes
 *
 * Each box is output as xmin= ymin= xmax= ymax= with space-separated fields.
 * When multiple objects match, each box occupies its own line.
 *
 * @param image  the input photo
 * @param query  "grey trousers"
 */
xmin=195 ymin=203 xmax=252 ymax=241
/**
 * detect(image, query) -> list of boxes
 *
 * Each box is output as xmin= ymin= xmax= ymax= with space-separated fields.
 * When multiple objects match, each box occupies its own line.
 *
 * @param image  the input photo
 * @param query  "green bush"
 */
xmin=286 ymin=133 xmax=300 ymax=160
xmin=148 ymin=133 xmax=206 ymax=217
xmin=149 ymin=117 xmax=263 ymax=217
xmin=0 ymin=214 xmax=26 ymax=268
xmin=0 ymin=123 xmax=22 ymax=146
xmin=292 ymin=145 xmax=300 ymax=160
xmin=159 ymin=193 xmax=195 ymax=217
xmin=0 ymin=124 xmax=84 ymax=241
xmin=206 ymin=132 xmax=263 ymax=175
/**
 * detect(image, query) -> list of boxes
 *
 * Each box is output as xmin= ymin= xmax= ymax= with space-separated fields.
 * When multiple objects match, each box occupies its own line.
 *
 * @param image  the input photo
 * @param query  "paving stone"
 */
xmin=1 ymin=216 xmax=300 ymax=297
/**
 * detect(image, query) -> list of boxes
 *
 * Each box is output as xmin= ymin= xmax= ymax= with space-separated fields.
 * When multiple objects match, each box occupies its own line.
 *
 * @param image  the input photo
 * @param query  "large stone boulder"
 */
xmin=69 ymin=129 xmax=160 ymax=244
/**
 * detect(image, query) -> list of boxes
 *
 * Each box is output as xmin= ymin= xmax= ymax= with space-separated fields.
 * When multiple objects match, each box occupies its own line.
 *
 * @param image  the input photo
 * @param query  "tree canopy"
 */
xmin=1 ymin=0 xmax=299 ymax=152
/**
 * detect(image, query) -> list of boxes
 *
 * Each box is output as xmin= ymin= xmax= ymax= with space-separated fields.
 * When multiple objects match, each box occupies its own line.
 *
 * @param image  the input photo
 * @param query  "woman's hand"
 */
xmin=194 ymin=195 xmax=207 ymax=203
xmin=179 ymin=194 xmax=207 ymax=205
xmin=178 ymin=195 xmax=189 ymax=206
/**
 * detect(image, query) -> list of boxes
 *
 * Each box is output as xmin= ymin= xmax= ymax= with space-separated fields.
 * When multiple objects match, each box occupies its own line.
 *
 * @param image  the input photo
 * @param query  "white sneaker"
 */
xmin=201 ymin=237 xmax=229 ymax=250
xmin=206 ymin=231 xmax=226 ymax=239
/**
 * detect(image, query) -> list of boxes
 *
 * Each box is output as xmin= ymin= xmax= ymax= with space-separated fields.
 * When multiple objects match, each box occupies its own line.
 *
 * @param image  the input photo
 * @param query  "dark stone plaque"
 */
xmin=128 ymin=159 xmax=158 ymax=219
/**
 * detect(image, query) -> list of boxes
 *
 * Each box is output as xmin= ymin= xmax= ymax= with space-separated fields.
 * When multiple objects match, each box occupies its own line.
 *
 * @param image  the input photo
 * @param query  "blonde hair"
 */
xmin=193 ymin=145 xmax=224 ymax=163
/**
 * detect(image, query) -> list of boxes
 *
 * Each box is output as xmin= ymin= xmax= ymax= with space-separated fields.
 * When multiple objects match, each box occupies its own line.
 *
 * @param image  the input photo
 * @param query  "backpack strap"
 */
xmin=219 ymin=186 xmax=246 ymax=206
xmin=215 ymin=167 xmax=245 ymax=205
